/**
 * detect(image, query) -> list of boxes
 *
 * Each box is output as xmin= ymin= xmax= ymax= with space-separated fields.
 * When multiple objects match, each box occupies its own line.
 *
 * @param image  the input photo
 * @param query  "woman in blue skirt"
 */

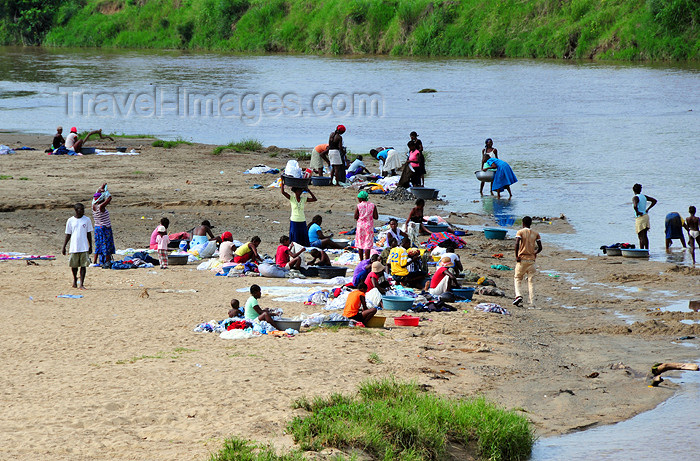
xmin=483 ymin=157 xmax=517 ymax=199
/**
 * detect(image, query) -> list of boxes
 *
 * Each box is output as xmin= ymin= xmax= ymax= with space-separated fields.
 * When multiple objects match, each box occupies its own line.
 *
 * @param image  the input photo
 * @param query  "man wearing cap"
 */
xmin=64 ymin=127 xmax=114 ymax=153
xmin=328 ymin=125 xmax=347 ymax=185
xmin=427 ymin=256 xmax=460 ymax=296
xmin=219 ymin=232 xmax=236 ymax=263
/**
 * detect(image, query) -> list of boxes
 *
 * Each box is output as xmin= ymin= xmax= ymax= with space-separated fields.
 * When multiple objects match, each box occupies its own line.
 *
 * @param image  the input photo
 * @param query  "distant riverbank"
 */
xmin=1 ymin=0 xmax=698 ymax=60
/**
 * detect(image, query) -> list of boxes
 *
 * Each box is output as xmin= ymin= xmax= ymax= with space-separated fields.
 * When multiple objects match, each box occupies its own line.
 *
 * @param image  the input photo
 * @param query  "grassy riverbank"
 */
xmin=1 ymin=0 xmax=698 ymax=60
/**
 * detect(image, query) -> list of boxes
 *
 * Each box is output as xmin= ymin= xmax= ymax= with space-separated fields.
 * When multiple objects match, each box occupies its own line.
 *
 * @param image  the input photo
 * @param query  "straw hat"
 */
xmin=439 ymin=256 xmax=454 ymax=267
xmin=371 ymin=261 xmax=385 ymax=272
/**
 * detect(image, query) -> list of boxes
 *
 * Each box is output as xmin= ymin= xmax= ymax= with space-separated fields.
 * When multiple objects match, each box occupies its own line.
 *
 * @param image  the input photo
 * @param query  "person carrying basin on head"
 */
xmin=91 ymin=183 xmax=115 ymax=267
xmin=281 ymin=181 xmax=316 ymax=247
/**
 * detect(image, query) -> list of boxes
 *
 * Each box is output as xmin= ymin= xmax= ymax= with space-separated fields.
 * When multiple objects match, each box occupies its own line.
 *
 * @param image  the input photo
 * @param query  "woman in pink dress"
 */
xmin=354 ymin=190 xmax=379 ymax=260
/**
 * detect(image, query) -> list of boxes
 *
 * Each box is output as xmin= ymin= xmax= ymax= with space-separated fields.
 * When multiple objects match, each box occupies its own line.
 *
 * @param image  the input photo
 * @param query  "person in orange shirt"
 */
xmin=310 ymin=143 xmax=330 ymax=176
xmin=513 ymin=216 xmax=542 ymax=308
xmin=343 ymin=283 xmax=377 ymax=324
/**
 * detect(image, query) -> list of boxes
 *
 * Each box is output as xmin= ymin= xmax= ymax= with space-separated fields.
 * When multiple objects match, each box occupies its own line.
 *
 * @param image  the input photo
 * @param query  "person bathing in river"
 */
xmin=64 ymin=127 xmax=114 ymax=153
xmin=480 ymin=138 xmax=498 ymax=195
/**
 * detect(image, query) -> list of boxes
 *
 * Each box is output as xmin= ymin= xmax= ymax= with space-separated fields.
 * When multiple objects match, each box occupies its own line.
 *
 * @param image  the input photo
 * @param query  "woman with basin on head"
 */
xmin=281 ymin=181 xmax=316 ymax=247
xmin=480 ymin=138 xmax=498 ymax=195
xmin=482 ymin=153 xmax=517 ymax=200
xmin=307 ymin=215 xmax=345 ymax=250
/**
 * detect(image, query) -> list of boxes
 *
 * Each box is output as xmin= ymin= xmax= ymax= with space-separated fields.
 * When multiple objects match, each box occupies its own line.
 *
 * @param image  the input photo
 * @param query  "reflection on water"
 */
xmin=481 ymin=196 xmax=517 ymax=227
xmin=532 ymin=367 xmax=700 ymax=460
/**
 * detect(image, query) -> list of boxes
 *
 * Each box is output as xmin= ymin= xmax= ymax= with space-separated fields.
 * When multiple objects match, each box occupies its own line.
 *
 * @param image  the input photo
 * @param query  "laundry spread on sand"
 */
xmin=424 ymin=232 xmax=466 ymax=251
xmin=474 ymin=303 xmax=510 ymax=315
xmin=243 ymin=165 xmax=280 ymax=174
xmin=0 ymin=253 xmax=55 ymax=261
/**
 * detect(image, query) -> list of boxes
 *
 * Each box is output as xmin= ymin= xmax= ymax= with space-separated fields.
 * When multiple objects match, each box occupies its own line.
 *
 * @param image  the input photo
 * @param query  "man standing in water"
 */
xmin=328 ymin=125 xmax=346 ymax=185
xmin=632 ymin=183 xmax=657 ymax=250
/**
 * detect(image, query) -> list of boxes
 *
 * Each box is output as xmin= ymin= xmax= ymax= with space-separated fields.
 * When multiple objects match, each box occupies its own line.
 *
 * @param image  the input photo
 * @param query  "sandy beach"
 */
xmin=1 ymin=133 xmax=699 ymax=460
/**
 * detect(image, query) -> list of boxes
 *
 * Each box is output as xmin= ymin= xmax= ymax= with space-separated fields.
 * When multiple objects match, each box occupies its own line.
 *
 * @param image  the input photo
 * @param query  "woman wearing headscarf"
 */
xmin=354 ymin=190 xmax=379 ymax=260
xmin=92 ymin=183 xmax=115 ymax=266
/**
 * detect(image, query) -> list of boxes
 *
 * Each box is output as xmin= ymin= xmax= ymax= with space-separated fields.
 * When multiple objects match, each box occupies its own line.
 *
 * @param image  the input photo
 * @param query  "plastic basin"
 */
xmin=282 ymin=175 xmax=310 ymax=188
xmin=317 ymin=266 xmax=348 ymax=279
xmin=424 ymin=223 xmax=449 ymax=233
xmin=410 ymin=187 xmax=439 ymax=200
xmin=311 ymin=176 xmax=332 ymax=186
xmin=605 ymin=247 xmax=622 ymax=256
xmin=168 ymin=254 xmax=189 ymax=265
xmin=475 ymin=170 xmax=495 ymax=182
xmin=621 ymin=248 xmax=649 ymax=258
xmin=483 ymin=228 xmax=507 ymax=240
xmin=275 ymin=319 xmax=302 ymax=331
xmin=332 ymin=238 xmax=351 ymax=248
xmin=394 ymin=315 xmax=419 ymax=327
xmin=365 ymin=316 xmax=386 ymax=328
xmin=382 ymin=296 xmax=414 ymax=311
xmin=452 ymin=287 xmax=475 ymax=301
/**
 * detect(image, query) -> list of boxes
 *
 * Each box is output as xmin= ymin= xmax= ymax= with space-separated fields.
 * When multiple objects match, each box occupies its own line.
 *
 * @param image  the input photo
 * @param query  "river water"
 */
xmin=1 ymin=47 xmax=699 ymax=457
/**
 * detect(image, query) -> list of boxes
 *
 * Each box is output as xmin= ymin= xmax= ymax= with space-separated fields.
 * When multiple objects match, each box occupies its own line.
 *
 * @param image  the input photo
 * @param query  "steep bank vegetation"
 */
xmin=1 ymin=0 xmax=698 ymax=60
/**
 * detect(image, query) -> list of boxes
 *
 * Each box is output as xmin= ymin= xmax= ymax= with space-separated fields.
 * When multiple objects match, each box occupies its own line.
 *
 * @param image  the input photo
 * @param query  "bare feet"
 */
xmin=72 ymin=281 xmax=78 ymax=288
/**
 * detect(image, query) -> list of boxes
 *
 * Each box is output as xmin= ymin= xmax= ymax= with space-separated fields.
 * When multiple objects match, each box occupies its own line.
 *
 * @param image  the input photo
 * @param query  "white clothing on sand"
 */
xmin=382 ymin=149 xmax=403 ymax=172
xmin=428 ymin=276 xmax=450 ymax=296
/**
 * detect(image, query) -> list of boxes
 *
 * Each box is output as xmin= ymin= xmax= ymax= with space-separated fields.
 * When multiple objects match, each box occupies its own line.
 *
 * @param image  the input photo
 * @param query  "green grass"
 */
xmin=115 ymin=347 xmax=197 ymax=364
xmin=212 ymin=138 xmax=264 ymax=155
xmin=9 ymin=0 xmax=697 ymax=61
xmin=287 ymin=377 xmax=534 ymax=460
xmin=367 ymin=352 xmax=383 ymax=364
xmin=209 ymin=437 xmax=307 ymax=461
xmin=151 ymin=137 xmax=193 ymax=148
xmin=18 ymin=177 xmax=29 ymax=180
xmin=0 ymin=175 xmax=12 ymax=180
xmin=288 ymin=150 xmax=311 ymax=160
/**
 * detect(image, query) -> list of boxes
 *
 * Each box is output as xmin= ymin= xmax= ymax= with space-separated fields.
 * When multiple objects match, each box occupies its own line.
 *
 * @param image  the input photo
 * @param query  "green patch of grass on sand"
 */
xmin=152 ymin=137 xmax=193 ymax=148
xmin=115 ymin=347 xmax=197 ymax=364
xmin=212 ymin=138 xmax=264 ymax=155
xmin=210 ymin=378 xmax=533 ymax=460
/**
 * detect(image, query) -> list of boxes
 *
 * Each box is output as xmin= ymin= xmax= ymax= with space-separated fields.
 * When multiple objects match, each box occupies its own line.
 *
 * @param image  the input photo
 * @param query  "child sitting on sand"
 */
xmin=245 ymin=285 xmax=280 ymax=330
xmin=343 ymin=283 xmax=377 ymax=324
xmin=234 ymin=236 xmax=262 ymax=264
xmin=228 ymin=299 xmax=242 ymax=318
xmin=155 ymin=225 xmax=170 ymax=269
xmin=308 ymin=248 xmax=331 ymax=266
xmin=276 ymin=235 xmax=304 ymax=270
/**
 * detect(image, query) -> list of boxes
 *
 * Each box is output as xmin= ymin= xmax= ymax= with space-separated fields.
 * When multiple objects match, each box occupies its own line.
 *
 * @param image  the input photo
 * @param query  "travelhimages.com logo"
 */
xmin=59 ymin=86 xmax=384 ymax=124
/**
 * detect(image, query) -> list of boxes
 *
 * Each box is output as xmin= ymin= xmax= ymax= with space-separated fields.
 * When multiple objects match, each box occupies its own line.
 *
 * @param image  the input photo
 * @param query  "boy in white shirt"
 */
xmin=62 ymin=203 xmax=93 ymax=289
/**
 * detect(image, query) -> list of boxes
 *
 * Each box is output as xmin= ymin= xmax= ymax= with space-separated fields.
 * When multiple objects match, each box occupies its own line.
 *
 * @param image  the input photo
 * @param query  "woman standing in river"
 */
xmin=480 ymin=138 xmax=498 ymax=195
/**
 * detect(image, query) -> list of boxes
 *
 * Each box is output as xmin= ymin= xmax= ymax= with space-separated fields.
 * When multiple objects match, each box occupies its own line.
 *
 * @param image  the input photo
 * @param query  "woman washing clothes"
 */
xmin=281 ymin=182 xmax=316 ymax=246
xmin=233 ymin=236 xmax=262 ymax=264
xmin=354 ymin=190 xmax=379 ymax=260
xmin=191 ymin=220 xmax=217 ymax=247
xmin=92 ymin=183 xmax=115 ymax=266
xmin=404 ymin=198 xmax=432 ymax=245
xmin=307 ymin=215 xmax=345 ymax=249
xmin=480 ymin=138 xmax=498 ymax=195
xmin=483 ymin=155 xmax=517 ymax=199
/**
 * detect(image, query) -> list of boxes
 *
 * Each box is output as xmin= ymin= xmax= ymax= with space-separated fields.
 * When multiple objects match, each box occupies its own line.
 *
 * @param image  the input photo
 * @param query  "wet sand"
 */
xmin=1 ymin=134 xmax=699 ymax=460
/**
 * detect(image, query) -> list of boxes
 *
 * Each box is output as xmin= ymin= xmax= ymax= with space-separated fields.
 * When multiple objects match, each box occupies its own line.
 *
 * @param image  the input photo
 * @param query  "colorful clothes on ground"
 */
xmin=424 ymin=232 xmax=466 ymax=251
